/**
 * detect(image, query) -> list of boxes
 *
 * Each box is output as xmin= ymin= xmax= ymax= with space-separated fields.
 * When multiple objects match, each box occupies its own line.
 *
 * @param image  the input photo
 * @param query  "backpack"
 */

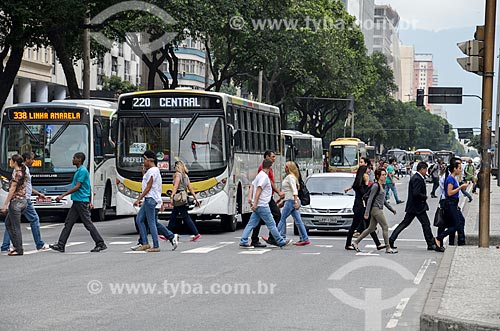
xmin=362 ymin=182 xmax=381 ymax=208
xmin=298 ymin=178 xmax=310 ymax=206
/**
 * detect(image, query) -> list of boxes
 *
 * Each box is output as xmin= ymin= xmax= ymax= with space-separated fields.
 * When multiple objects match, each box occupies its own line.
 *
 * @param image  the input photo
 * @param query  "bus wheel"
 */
xmin=241 ymin=213 xmax=251 ymax=226
xmin=294 ymin=224 xmax=299 ymax=235
xmin=91 ymin=187 xmax=110 ymax=222
xmin=221 ymin=214 xmax=237 ymax=232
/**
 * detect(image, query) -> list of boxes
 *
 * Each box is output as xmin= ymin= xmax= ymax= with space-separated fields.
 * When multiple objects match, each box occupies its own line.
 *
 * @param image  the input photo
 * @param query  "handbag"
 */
xmin=433 ymin=206 xmax=447 ymax=227
xmin=172 ymin=190 xmax=188 ymax=207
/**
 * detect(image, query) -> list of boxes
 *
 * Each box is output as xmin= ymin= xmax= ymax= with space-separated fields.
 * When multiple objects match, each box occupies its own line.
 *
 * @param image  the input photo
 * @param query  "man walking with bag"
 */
xmin=389 ymin=161 xmax=436 ymax=251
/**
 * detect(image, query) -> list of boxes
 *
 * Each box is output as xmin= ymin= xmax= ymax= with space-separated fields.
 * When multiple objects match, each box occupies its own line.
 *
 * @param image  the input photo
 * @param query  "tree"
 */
xmin=102 ymin=75 xmax=138 ymax=95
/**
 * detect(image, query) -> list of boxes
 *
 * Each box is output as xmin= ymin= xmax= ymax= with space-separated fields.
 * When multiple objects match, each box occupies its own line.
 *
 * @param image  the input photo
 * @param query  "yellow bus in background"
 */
xmin=328 ymin=138 xmax=366 ymax=173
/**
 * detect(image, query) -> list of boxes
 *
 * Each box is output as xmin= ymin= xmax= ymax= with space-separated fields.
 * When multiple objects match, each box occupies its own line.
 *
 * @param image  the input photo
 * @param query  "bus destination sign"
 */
xmin=8 ymin=109 xmax=82 ymax=121
xmin=120 ymin=95 xmax=222 ymax=110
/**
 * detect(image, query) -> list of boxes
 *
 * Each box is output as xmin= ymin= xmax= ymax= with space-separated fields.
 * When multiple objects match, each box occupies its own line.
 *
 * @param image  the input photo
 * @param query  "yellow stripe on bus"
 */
xmin=122 ymin=177 xmax=218 ymax=193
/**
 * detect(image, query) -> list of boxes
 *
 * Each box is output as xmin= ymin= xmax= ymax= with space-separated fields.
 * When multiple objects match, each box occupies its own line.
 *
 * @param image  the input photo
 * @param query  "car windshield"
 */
xmin=118 ymin=115 xmax=226 ymax=172
xmin=306 ymin=176 xmax=355 ymax=196
xmin=0 ymin=123 xmax=88 ymax=173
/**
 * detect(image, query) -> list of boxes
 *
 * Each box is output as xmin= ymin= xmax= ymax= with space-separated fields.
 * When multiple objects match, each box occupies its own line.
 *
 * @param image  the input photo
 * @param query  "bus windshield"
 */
xmin=330 ymin=145 xmax=357 ymax=167
xmin=118 ymin=115 xmax=226 ymax=172
xmin=0 ymin=123 xmax=89 ymax=173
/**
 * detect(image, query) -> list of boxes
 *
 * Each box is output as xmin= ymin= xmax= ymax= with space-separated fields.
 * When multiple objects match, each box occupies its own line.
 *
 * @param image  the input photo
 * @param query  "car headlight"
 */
xmin=339 ymin=208 xmax=353 ymax=214
xmin=300 ymin=206 xmax=314 ymax=213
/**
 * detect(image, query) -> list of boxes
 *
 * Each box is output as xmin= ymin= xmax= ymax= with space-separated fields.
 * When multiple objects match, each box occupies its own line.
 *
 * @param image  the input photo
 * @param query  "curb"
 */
xmin=420 ymin=246 xmax=500 ymax=331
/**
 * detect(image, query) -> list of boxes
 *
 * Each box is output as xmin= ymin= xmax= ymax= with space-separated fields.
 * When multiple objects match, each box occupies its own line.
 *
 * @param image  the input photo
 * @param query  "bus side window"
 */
xmin=94 ymin=121 xmax=104 ymax=162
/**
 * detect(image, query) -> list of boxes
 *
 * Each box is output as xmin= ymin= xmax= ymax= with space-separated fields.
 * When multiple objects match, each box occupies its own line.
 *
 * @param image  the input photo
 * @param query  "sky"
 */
xmin=375 ymin=0 xmax=497 ymax=132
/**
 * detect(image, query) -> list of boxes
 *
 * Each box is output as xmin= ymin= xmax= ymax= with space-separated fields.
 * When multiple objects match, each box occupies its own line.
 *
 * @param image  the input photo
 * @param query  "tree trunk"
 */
xmin=48 ymin=31 xmax=82 ymax=99
xmin=0 ymin=45 xmax=24 ymax=110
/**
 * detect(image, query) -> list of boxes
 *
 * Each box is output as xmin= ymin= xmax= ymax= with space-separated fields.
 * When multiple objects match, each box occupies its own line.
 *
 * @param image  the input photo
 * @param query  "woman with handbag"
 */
xmin=434 ymin=158 xmax=468 ymax=252
xmin=167 ymin=160 xmax=201 ymax=241
xmin=1 ymin=154 xmax=28 ymax=256
xmin=276 ymin=161 xmax=310 ymax=246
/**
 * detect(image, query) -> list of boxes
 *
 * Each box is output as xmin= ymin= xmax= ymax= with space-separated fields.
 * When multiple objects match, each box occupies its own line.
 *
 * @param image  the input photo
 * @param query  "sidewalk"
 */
xmin=420 ymin=178 xmax=500 ymax=331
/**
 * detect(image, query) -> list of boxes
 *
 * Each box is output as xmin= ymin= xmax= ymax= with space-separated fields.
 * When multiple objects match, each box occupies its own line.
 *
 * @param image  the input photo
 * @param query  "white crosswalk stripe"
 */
xmin=181 ymin=242 xmax=235 ymax=254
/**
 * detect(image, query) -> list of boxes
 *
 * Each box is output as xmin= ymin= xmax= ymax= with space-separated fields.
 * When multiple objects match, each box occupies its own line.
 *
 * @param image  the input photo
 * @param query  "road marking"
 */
xmin=355 ymin=252 xmax=380 ymax=256
xmin=314 ymin=245 xmax=333 ymax=248
xmin=109 ymin=241 xmax=134 ymax=245
xmin=239 ymin=249 xmax=271 ymax=255
xmin=386 ymin=297 xmax=410 ymax=329
xmin=38 ymin=224 xmax=63 ymax=229
xmin=124 ymin=251 xmax=147 ymax=254
xmin=414 ymin=258 xmax=432 ymax=285
xmin=389 ymin=223 xmax=399 ymax=231
xmin=302 ymin=252 xmax=321 ymax=255
xmin=67 ymin=251 xmax=90 ymax=255
xmin=181 ymin=242 xmax=234 ymax=254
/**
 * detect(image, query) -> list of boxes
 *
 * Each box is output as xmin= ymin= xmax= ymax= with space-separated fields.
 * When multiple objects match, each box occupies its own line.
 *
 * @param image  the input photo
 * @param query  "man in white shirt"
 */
xmin=239 ymin=159 xmax=291 ymax=248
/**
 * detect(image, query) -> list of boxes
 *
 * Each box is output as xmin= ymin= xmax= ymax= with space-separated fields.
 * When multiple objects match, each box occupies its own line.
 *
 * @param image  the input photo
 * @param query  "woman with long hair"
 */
xmin=1 ymin=154 xmax=28 ymax=256
xmin=277 ymin=161 xmax=310 ymax=246
xmin=353 ymin=168 xmax=397 ymax=254
xmin=434 ymin=158 xmax=468 ymax=252
xmin=345 ymin=165 xmax=385 ymax=250
xmin=167 ymin=160 xmax=201 ymax=241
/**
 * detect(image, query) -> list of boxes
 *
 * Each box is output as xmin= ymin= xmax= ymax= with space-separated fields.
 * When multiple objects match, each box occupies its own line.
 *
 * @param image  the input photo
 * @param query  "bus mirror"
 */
xmin=228 ymin=124 xmax=240 ymax=148
xmin=109 ymin=117 xmax=118 ymax=148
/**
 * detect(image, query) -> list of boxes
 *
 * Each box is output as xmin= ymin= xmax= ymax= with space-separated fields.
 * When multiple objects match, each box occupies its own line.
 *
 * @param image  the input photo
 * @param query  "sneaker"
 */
xmin=49 ymin=243 xmax=65 ymax=253
xmin=90 ymin=244 xmax=107 ymax=252
xmin=38 ymin=243 xmax=50 ymax=251
xmin=239 ymin=243 xmax=253 ymax=248
xmin=396 ymin=200 xmax=405 ymax=204
xmin=250 ymin=241 xmax=267 ymax=248
xmin=158 ymin=235 xmax=168 ymax=241
xmin=132 ymin=244 xmax=150 ymax=251
xmin=278 ymin=239 xmax=293 ymax=247
xmin=468 ymin=198 xmax=473 ymax=203
xmin=170 ymin=234 xmax=179 ymax=251
xmin=386 ymin=249 xmax=398 ymax=254
xmin=294 ymin=240 xmax=310 ymax=246
xmin=130 ymin=243 xmax=142 ymax=251
xmin=146 ymin=247 xmax=160 ymax=252
xmin=191 ymin=234 xmax=201 ymax=242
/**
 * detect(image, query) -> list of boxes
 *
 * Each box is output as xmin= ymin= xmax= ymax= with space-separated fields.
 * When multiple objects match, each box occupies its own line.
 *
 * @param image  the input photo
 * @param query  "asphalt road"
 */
xmin=1 ymin=175 xmax=449 ymax=331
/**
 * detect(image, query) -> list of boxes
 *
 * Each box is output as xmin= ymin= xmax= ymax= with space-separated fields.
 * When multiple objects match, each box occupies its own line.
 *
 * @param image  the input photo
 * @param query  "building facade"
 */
xmin=414 ymin=53 xmax=435 ymax=111
xmin=341 ymin=0 xmax=375 ymax=54
xmin=373 ymin=4 xmax=402 ymax=100
xmin=399 ymin=44 xmax=415 ymax=102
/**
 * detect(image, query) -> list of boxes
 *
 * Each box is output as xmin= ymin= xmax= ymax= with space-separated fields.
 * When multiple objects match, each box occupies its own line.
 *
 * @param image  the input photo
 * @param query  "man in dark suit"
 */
xmin=389 ymin=161 xmax=436 ymax=251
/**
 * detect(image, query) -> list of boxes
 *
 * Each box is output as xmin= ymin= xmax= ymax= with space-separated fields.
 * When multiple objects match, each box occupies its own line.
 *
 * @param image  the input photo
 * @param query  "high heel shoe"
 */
xmin=352 ymin=243 xmax=360 ymax=252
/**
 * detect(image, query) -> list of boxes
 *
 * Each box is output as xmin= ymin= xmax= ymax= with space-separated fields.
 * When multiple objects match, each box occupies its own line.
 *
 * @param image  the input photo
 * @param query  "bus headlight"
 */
xmin=1 ymin=177 xmax=9 ymax=192
xmin=196 ymin=179 xmax=226 ymax=199
xmin=117 ymin=181 xmax=141 ymax=199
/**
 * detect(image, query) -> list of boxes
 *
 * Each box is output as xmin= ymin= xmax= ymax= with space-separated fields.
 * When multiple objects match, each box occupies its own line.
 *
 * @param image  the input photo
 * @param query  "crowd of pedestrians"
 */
xmin=1 ymin=147 xmax=477 ymax=256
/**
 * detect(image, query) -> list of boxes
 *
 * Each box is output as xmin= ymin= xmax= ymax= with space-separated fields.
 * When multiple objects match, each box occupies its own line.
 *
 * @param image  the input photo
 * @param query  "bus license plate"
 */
xmin=162 ymin=201 xmax=172 ymax=210
xmin=36 ymin=197 xmax=52 ymax=204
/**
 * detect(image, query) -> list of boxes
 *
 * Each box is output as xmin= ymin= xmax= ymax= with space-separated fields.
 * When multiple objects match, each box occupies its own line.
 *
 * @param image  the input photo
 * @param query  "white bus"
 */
xmin=0 ymin=100 xmax=117 ymax=221
xmin=112 ymin=90 xmax=281 ymax=231
xmin=281 ymin=129 xmax=323 ymax=177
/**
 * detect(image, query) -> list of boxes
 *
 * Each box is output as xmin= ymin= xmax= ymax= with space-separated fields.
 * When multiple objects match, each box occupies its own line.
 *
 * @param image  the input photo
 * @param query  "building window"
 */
xmin=112 ymin=56 xmax=118 ymax=75
xmin=118 ymin=43 xmax=123 ymax=57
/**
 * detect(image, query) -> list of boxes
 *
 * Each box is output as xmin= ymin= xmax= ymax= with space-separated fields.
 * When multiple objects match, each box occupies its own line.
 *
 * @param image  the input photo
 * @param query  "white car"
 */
xmin=298 ymin=172 xmax=356 ymax=234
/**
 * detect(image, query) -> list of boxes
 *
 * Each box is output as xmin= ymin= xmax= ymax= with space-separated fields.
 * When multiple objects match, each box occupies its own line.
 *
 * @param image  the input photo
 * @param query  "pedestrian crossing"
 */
xmin=1 ymin=237 xmax=429 ymax=256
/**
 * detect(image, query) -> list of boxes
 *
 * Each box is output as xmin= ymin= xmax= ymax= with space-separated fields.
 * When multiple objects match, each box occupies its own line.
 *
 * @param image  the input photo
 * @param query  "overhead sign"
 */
xmin=428 ymin=87 xmax=463 ymax=104
xmin=457 ymin=128 xmax=474 ymax=140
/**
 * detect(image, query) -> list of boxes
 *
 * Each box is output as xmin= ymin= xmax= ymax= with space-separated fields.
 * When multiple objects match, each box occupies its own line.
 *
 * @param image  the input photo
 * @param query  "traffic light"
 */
xmin=457 ymin=25 xmax=484 ymax=75
xmin=444 ymin=124 xmax=450 ymax=134
xmin=416 ymin=89 xmax=425 ymax=107
xmin=347 ymin=96 xmax=354 ymax=112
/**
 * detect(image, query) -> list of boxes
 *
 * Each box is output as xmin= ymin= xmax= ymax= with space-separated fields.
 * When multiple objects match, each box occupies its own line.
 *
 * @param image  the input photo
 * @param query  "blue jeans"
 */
xmin=240 ymin=206 xmax=285 ymax=246
xmin=2 ymin=200 xmax=45 ymax=250
xmin=277 ymin=200 xmax=309 ymax=241
xmin=136 ymin=197 xmax=159 ymax=248
xmin=167 ymin=205 xmax=199 ymax=235
xmin=385 ymin=183 xmax=401 ymax=203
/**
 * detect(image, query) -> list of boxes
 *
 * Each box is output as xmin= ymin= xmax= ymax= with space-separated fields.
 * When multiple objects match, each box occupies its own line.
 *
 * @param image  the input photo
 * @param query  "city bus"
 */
xmin=414 ymin=148 xmax=435 ymax=164
xmin=281 ymin=129 xmax=323 ymax=177
xmin=0 ymin=100 xmax=117 ymax=221
xmin=366 ymin=145 xmax=376 ymax=165
xmin=386 ymin=148 xmax=406 ymax=163
xmin=434 ymin=150 xmax=455 ymax=164
xmin=327 ymin=138 xmax=366 ymax=173
xmin=112 ymin=90 xmax=281 ymax=231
